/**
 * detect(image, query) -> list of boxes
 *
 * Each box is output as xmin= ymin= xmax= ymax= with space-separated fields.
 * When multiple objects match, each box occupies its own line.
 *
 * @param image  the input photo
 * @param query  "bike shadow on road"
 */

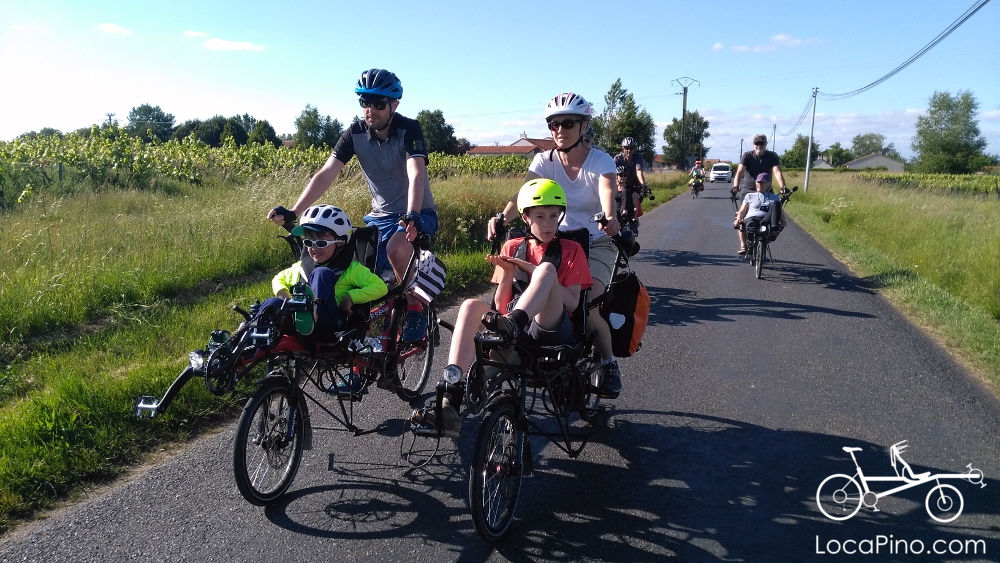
xmin=255 ymin=410 xmax=997 ymax=562
xmin=643 ymin=286 xmax=875 ymax=328
xmin=490 ymin=410 xmax=998 ymax=562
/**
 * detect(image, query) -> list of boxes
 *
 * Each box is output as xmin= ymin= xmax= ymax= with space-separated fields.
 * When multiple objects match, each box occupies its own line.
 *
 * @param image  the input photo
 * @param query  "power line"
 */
xmin=818 ymin=0 xmax=991 ymax=100
xmin=775 ymin=94 xmax=815 ymax=137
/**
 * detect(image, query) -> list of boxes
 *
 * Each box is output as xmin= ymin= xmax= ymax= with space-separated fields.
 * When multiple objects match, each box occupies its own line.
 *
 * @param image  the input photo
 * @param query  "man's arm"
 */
xmin=405 ymin=155 xmax=427 ymax=214
xmin=771 ymin=164 xmax=787 ymax=190
xmin=278 ymin=155 xmax=346 ymax=221
xmin=734 ymin=202 xmax=749 ymax=223
xmin=732 ymin=163 xmax=745 ymax=189
xmin=635 ymin=164 xmax=647 ymax=185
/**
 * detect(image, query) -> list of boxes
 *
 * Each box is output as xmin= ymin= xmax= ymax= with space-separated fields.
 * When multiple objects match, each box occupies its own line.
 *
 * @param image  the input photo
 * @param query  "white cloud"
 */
xmin=97 ymin=23 xmax=131 ymax=36
xmin=183 ymin=31 xmax=208 ymax=37
xmin=979 ymin=109 xmax=1000 ymax=122
xmin=204 ymin=38 xmax=265 ymax=51
xmin=711 ymin=42 xmax=723 ymax=52
xmin=731 ymin=33 xmax=821 ymax=54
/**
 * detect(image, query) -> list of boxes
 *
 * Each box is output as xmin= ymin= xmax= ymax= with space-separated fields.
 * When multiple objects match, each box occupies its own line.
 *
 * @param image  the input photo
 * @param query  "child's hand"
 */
xmin=486 ymin=254 xmax=515 ymax=272
xmin=340 ymin=293 xmax=353 ymax=312
xmin=503 ymin=256 xmax=534 ymax=274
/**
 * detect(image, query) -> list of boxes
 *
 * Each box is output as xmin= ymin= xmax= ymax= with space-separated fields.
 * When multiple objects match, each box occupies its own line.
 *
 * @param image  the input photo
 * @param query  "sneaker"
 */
xmin=333 ymin=371 xmax=369 ymax=397
xmin=400 ymin=309 xmax=427 ymax=342
xmin=482 ymin=311 xmax=520 ymax=343
xmin=409 ymin=397 xmax=462 ymax=439
xmin=599 ymin=361 xmax=622 ymax=397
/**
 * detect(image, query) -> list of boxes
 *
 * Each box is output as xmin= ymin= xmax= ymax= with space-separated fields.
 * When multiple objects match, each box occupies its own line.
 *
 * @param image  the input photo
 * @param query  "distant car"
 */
xmin=711 ymin=163 xmax=732 ymax=183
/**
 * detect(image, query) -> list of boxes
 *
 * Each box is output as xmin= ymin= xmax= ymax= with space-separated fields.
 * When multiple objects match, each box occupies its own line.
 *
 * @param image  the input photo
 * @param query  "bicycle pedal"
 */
xmin=597 ymin=389 xmax=621 ymax=399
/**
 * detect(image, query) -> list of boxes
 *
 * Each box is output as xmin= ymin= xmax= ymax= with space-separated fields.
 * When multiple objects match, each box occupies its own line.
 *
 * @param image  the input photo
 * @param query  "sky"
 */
xmin=1 ymin=0 xmax=998 ymax=161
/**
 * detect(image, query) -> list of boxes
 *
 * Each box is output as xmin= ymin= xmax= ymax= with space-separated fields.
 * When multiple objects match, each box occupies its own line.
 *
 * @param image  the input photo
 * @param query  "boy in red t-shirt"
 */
xmin=411 ymin=179 xmax=592 ymax=437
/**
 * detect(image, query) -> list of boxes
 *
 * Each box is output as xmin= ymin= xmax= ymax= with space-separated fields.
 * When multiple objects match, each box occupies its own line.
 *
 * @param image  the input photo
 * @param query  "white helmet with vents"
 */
xmin=291 ymin=205 xmax=353 ymax=240
xmin=544 ymin=92 xmax=592 ymax=119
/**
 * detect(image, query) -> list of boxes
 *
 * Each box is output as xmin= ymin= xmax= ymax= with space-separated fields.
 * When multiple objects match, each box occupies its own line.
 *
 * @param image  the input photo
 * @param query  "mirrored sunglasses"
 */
xmin=302 ymin=238 xmax=345 ymax=248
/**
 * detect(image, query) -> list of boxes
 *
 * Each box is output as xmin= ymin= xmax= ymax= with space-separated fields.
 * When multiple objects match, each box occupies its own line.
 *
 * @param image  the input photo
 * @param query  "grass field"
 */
xmin=784 ymin=171 xmax=1000 ymax=393
xmin=0 ymin=168 xmax=688 ymax=533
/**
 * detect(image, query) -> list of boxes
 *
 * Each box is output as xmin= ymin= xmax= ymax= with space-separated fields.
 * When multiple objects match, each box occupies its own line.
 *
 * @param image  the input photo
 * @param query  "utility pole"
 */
xmin=804 ymin=87 xmax=818 ymax=192
xmin=771 ymin=123 xmax=777 ymax=152
xmin=671 ymin=77 xmax=699 ymax=170
xmin=105 ymin=113 xmax=115 ymax=127
xmin=739 ymin=138 xmax=744 ymax=162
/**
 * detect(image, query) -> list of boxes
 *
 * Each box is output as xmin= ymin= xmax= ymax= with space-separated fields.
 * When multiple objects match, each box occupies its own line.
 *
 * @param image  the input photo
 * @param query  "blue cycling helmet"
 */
xmin=355 ymin=68 xmax=403 ymax=99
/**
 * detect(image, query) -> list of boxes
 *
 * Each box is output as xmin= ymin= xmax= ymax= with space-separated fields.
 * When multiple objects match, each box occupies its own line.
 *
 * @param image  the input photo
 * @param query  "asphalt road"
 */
xmin=3 ymin=182 xmax=999 ymax=562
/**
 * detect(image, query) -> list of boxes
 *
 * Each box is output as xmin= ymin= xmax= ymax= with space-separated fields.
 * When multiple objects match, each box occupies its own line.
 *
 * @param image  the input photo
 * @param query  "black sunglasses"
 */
xmin=754 ymin=141 xmax=766 ymax=146
xmin=547 ymin=118 xmax=581 ymax=131
xmin=359 ymin=98 xmax=390 ymax=110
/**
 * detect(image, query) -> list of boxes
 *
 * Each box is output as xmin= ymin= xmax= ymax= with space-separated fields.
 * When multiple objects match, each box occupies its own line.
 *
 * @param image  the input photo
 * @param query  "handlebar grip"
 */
xmin=489 ymin=212 xmax=506 ymax=255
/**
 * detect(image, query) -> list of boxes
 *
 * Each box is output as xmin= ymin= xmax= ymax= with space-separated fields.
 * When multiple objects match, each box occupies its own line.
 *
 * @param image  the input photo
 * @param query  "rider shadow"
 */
xmin=643 ymin=285 xmax=875 ymax=328
xmin=479 ymin=411 xmax=998 ymax=563
xmin=753 ymin=259 xmax=878 ymax=294
xmin=637 ymin=249 xmax=742 ymax=270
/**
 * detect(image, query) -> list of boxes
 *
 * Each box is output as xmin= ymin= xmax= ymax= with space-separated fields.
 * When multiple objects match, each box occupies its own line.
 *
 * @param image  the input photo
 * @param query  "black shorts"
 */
xmin=525 ymin=310 xmax=575 ymax=347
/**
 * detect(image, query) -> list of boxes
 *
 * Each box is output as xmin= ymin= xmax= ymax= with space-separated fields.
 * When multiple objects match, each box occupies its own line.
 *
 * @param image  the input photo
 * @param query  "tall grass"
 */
xmin=785 ymin=172 xmax=1000 ymax=389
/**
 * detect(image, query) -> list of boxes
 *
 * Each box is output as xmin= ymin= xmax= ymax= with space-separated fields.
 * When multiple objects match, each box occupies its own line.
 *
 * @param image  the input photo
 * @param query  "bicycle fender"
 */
xmin=251 ymin=377 xmax=313 ymax=451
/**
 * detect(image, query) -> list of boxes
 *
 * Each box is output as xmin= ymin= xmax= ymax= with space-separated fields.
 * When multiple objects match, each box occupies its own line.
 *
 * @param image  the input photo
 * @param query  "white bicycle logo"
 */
xmin=816 ymin=441 xmax=986 ymax=523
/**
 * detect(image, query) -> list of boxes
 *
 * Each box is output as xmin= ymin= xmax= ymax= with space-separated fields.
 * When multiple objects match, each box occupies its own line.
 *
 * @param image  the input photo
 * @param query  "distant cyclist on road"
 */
xmin=732 ymin=133 xmax=788 ymax=204
xmin=267 ymin=68 xmax=438 ymax=342
xmin=614 ymin=137 xmax=647 ymax=233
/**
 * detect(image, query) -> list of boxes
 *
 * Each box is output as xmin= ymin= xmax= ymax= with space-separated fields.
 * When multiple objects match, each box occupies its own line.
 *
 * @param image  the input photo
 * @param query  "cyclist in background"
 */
xmin=732 ymin=133 xmax=788 ymax=205
xmin=267 ymin=68 xmax=438 ymax=342
xmin=614 ymin=137 xmax=647 ymax=233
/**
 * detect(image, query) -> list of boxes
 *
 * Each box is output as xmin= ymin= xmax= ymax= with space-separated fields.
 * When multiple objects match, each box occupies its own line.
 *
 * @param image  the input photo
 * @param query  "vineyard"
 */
xmin=0 ymin=126 xmax=531 ymax=208
xmin=857 ymin=171 xmax=1000 ymax=194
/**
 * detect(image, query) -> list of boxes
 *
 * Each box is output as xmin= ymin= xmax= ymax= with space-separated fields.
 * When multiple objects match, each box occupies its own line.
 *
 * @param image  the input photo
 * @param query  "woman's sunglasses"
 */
xmin=547 ymin=118 xmax=581 ymax=131
xmin=359 ymin=98 xmax=390 ymax=110
xmin=302 ymin=238 xmax=345 ymax=248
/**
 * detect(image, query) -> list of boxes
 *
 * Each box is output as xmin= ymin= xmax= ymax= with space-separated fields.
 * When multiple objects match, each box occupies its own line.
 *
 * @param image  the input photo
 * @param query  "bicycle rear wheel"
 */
xmin=815 ymin=474 xmax=863 ymax=521
xmin=470 ymin=399 xmax=524 ymax=543
xmin=233 ymin=381 xmax=304 ymax=506
xmin=754 ymin=238 xmax=765 ymax=279
xmin=393 ymin=303 xmax=435 ymax=400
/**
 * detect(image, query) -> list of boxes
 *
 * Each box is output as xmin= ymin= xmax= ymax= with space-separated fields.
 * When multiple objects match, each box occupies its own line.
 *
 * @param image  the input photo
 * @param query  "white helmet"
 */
xmin=544 ymin=93 xmax=592 ymax=119
xmin=291 ymin=204 xmax=353 ymax=240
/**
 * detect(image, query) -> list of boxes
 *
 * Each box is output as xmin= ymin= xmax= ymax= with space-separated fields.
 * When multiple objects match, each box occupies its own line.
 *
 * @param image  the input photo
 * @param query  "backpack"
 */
xmin=600 ymin=271 xmax=650 ymax=357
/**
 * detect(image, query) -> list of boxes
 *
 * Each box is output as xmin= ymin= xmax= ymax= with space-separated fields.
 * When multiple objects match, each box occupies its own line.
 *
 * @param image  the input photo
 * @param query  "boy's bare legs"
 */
xmin=448 ymin=299 xmax=492 ymax=372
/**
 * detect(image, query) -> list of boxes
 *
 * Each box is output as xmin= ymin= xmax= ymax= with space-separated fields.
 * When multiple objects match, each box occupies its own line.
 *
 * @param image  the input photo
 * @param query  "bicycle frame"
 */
xmin=843 ymin=449 xmax=984 ymax=504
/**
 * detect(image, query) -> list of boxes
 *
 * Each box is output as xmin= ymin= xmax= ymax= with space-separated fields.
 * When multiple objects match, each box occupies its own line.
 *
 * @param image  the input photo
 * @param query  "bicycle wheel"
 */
xmin=233 ymin=382 xmax=304 ymax=506
xmin=816 ymin=474 xmax=863 ymax=521
xmin=754 ymin=237 xmax=765 ymax=279
xmin=925 ymin=483 xmax=964 ymax=523
xmin=470 ymin=399 xmax=524 ymax=543
xmin=578 ymin=355 xmax=602 ymax=423
xmin=393 ymin=303 xmax=435 ymax=400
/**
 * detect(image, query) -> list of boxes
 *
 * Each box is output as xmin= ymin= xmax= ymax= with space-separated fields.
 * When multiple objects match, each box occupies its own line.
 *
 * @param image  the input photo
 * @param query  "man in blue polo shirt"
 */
xmin=268 ymin=68 xmax=438 ymax=342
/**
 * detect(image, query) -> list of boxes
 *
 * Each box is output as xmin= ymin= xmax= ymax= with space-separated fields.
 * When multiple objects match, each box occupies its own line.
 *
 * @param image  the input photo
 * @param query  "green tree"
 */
xmin=824 ymin=142 xmax=853 ymax=166
xmin=850 ymin=132 xmax=901 ymax=160
xmin=221 ymin=117 xmax=249 ymax=146
xmin=780 ymin=134 xmax=820 ymax=169
xmin=194 ymin=116 xmax=227 ymax=147
xmin=237 ymin=113 xmax=257 ymax=135
xmin=911 ymin=90 xmax=991 ymax=174
xmin=247 ymin=119 xmax=281 ymax=148
xmin=125 ymin=104 xmax=175 ymax=143
xmin=661 ymin=110 xmax=710 ymax=168
xmin=416 ymin=109 xmax=458 ymax=154
xmin=455 ymin=138 xmax=473 ymax=155
xmin=594 ymin=79 xmax=657 ymax=163
xmin=171 ymin=119 xmax=201 ymax=141
xmin=293 ymin=105 xmax=342 ymax=149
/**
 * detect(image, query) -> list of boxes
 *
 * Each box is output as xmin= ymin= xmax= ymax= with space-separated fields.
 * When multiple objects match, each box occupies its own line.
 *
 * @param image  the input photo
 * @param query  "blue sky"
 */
xmin=1 ymin=0 xmax=997 ymax=160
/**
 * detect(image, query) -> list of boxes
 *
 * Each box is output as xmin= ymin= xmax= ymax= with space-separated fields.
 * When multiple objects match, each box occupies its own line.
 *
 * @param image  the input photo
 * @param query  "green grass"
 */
xmin=785 ymin=171 xmax=1000 ymax=392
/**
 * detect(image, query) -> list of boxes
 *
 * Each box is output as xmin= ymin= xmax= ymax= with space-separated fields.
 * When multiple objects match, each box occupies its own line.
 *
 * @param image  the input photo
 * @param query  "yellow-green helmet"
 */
xmin=517 ymin=178 xmax=567 ymax=214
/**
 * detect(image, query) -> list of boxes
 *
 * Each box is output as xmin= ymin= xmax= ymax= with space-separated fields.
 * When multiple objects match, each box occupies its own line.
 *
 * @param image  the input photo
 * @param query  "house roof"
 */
xmin=467 ymin=145 xmax=539 ymax=155
xmin=845 ymin=152 xmax=903 ymax=166
xmin=521 ymin=137 xmax=554 ymax=151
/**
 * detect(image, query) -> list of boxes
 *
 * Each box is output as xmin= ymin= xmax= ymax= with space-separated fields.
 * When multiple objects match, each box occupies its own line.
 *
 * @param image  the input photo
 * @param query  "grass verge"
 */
xmin=783 ymin=171 xmax=1000 ymax=394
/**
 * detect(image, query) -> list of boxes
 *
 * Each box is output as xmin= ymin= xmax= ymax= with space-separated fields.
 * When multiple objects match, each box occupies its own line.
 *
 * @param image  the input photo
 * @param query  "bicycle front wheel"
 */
xmin=233 ymin=383 xmax=304 ymax=506
xmin=925 ymin=484 xmax=964 ymax=523
xmin=816 ymin=474 xmax=863 ymax=521
xmin=470 ymin=399 xmax=524 ymax=543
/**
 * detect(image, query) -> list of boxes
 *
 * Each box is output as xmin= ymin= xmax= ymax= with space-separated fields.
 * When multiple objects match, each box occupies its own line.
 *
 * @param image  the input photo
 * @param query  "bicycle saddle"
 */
xmin=842 ymin=447 xmax=863 ymax=453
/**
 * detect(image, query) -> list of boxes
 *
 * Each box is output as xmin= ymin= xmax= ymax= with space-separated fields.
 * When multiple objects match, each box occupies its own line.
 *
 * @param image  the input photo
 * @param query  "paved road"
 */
xmin=3 ymin=182 xmax=999 ymax=562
